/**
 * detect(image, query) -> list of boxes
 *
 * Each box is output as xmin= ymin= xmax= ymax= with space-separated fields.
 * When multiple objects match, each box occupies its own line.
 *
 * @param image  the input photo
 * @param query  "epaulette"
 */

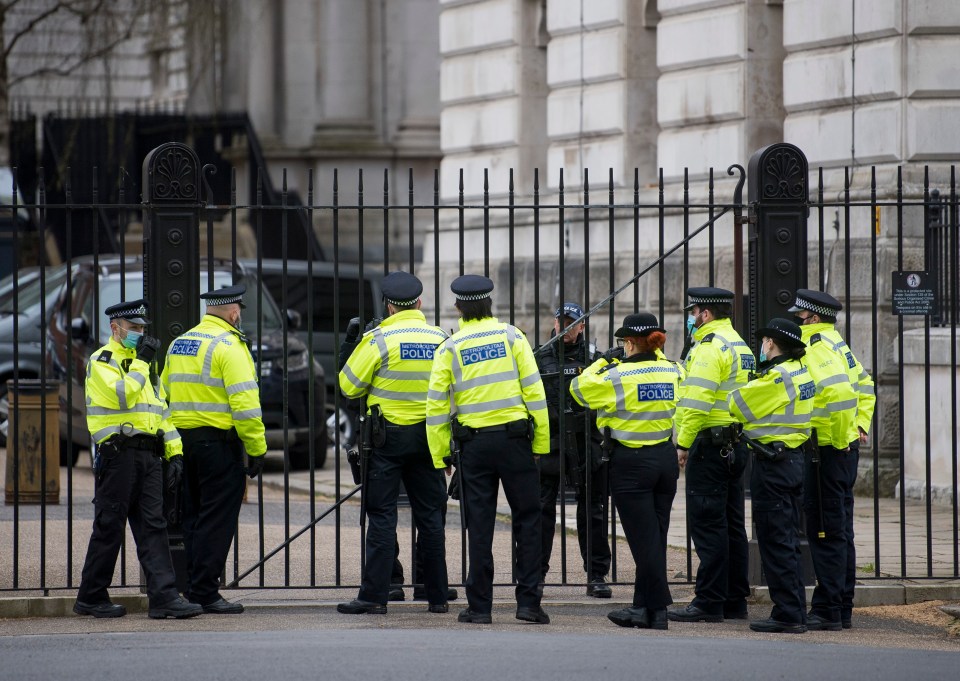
xmin=809 ymin=333 xmax=822 ymax=345
xmin=597 ymin=361 xmax=618 ymax=374
xmin=701 ymin=333 xmax=715 ymax=343
xmin=96 ymin=350 xmax=112 ymax=363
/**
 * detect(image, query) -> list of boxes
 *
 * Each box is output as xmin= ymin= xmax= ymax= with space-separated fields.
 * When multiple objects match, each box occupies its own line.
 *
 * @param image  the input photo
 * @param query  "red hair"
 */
xmin=631 ymin=331 xmax=666 ymax=353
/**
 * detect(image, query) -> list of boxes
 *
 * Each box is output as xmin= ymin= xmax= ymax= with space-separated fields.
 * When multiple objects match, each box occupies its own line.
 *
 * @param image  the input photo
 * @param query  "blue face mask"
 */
xmin=121 ymin=329 xmax=142 ymax=350
xmin=759 ymin=340 xmax=768 ymax=363
xmin=686 ymin=314 xmax=696 ymax=336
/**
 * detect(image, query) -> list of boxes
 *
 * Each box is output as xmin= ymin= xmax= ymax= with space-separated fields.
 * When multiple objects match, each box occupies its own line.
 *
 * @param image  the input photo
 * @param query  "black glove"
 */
xmin=364 ymin=317 xmax=383 ymax=333
xmin=447 ymin=468 xmax=462 ymax=500
xmin=136 ymin=335 xmax=161 ymax=363
xmin=164 ymin=455 xmax=183 ymax=496
xmin=345 ymin=317 xmax=362 ymax=344
xmin=602 ymin=346 xmax=624 ymax=363
xmin=246 ymin=454 xmax=265 ymax=478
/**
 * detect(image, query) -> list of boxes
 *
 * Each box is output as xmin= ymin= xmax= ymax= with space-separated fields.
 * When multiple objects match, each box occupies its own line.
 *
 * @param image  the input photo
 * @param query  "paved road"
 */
xmin=2 ymin=601 xmax=958 ymax=681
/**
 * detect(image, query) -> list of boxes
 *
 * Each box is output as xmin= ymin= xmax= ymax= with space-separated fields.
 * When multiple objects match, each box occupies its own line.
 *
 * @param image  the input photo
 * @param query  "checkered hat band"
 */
xmin=455 ymin=292 xmax=491 ymax=301
xmin=111 ymin=305 xmax=147 ymax=319
xmin=796 ymin=298 xmax=835 ymax=317
xmin=204 ymin=296 xmax=242 ymax=306
xmin=385 ymin=296 xmax=419 ymax=306
xmin=690 ymin=296 xmax=729 ymax=305
xmin=627 ymin=326 xmax=657 ymax=334
xmin=780 ymin=329 xmax=801 ymax=341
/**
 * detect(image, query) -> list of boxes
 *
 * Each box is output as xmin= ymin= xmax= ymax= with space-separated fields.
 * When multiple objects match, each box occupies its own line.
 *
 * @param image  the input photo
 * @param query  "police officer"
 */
xmin=536 ymin=302 xmax=611 ymax=597
xmin=571 ymin=313 xmax=683 ymax=630
xmin=336 ymin=271 xmax=451 ymax=615
xmin=426 ymin=275 xmax=550 ymax=625
xmin=75 ymin=300 xmax=201 ymax=620
xmin=669 ymin=287 xmax=754 ymax=623
xmin=789 ymin=289 xmax=875 ymax=630
xmin=162 ymin=285 xmax=266 ymax=614
xmin=728 ymin=318 xmax=815 ymax=634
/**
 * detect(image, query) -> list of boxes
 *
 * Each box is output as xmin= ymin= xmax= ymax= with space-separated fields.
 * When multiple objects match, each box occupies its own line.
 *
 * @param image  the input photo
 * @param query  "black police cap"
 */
xmin=201 ymin=284 xmax=246 ymax=308
xmin=788 ymin=288 xmax=842 ymax=317
xmin=757 ymin=317 xmax=805 ymax=350
xmin=684 ymin=286 xmax=735 ymax=311
xmin=381 ymin=271 xmax=423 ymax=306
xmin=614 ymin=312 xmax=665 ymax=338
xmin=104 ymin=298 xmax=150 ymax=325
xmin=451 ymin=274 xmax=494 ymax=301
xmin=555 ymin=302 xmax=584 ymax=320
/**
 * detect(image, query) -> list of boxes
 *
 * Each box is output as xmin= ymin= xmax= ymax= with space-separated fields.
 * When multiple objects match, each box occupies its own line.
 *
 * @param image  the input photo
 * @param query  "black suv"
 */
xmin=46 ymin=256 xmax=327 ymax=468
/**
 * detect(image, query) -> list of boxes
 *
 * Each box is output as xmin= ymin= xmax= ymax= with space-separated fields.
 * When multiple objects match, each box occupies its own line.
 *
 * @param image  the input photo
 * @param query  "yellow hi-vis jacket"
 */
xmin=85 ymin=337 xmax=182 ymax=459
xmin=569 ymin=353 xmax=684 ymax=448
xmin=426 ymin=316 xmax=549 ymax=468
xmin=161 ymin=314 xmax=267 ymax=457
xmin=799 ymin=331 xmax=859 ymax=448
xmin=728 ymin=357 xmax=815 ymax=448
xmin=339 ymin=309 xmax=448 ymax=424
xmin=675 ymin=318 xmax=756 ymax=449
xmin=800 ymin=323 xmax=876 ymax=436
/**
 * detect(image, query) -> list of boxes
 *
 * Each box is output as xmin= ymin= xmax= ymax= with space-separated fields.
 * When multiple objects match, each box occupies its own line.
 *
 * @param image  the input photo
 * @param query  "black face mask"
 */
xmin=792 ymin=315 xmax=807 ymax=327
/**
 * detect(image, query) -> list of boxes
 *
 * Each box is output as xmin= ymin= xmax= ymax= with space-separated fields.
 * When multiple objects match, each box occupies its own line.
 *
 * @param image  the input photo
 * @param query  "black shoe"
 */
xmin=387 ymin=587 xmax=405 ymax=602
xmin=806 ymin=612 xmax=842 ymax=631
xmin=73 ymin=600 xmax=126 ymax=618
xmin=458 ymin=608 xmax=492 ymax=624
xmin=413 ymin=587 xmax=459 ymax=601
xmin=535 ymin=582 xmax=545 ymax=599
xmin=337 ymin=599 xmax=387 ymax=615
xmin=201 ymin=598 xmax=244 ymax=614
xmin=841 ymin=617 xmax=852 ymax=629
xmin=586 ymin=578 xmax=612 ymax=599
xmin=516 ymin=606 xmax=550 ymax=624
xmin=607 ymin=607 xmax=649 ymax=629
xmin=749 ymin=618 xmax=807 ymax=633
xmin=650 ymin=609 xmax=668 ymax=631
xmin=723 ymin=602 xmax=748 ymax=620
xmin=428 ymin=603 xmax=449 ymax=614
xmin=667 ymin=604 xmax=723 ymax=623
xmin=149 ymin=596 xmax=203 ymax=620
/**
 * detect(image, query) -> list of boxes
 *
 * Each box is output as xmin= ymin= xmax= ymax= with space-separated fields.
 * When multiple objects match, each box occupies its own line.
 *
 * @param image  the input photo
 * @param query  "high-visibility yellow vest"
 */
xmin=675 ymin=318 xmax=756 ymax=448
xmin=426 ymin=316 xmax=549 ymax=468
xmin=85 ymin=337 xmax=182 ymax=459
xmin=800 ymin=331 xmax=859 ymax=448
xmin=569 ymin=354 xmax=684 ymax=448
xmin=728 ymin=357 xmax=814 ymax=448
xmin=801 ymin=323 xmax=875 ymax=436
xmin=339 ymin=309 xmax=447 ymax=424
xmin=161 ymin=314 xmax=267 ymax=457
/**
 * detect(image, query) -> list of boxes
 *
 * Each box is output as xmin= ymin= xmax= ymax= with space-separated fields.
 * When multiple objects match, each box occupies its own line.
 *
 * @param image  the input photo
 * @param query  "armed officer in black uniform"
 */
xmin=536 ymin=302 xmax=612 ymax=597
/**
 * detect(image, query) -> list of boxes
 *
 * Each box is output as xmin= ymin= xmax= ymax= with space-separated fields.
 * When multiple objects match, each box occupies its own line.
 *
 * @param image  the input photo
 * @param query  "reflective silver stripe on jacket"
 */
xmin=611 ymin=427 xmax=673 ymax=442
xmin=426 ymin=413 xmax=450 ymax=426
xmin=369 ymin=386 xmax=428 ymax=402
xmin=748 ymin=425 xmax=811 ymax=438
xmin=162 ymin=429 xmax=180 ymax=442
xmin=340 ymin=364 xmax=370 ymax=392
xmin=226 ymin=380 xmax=259 ymax=395
xmin=92 ymin=425 xmax=155 ymax=442
xmin=683 ymin=376 xmax=719 ymax=391
xmin=165 ymin=373 xmax=226 ymax=389
xmin=678 ymin=396 xmax=713 ymax=411
xmin=457 ymin=395 xmax=525 ymax=414
xmin=168 ymin=401 xmax=232 ymax=413
xmin=816 ymin=373 xmax=849 ymax=389
xmin=731 ymin=391 xmax=756 ymax=421
xmin=86 ymin=403 xmax=164 ymax=416
xmin=233 ymin=408 xmax=263 ymax=420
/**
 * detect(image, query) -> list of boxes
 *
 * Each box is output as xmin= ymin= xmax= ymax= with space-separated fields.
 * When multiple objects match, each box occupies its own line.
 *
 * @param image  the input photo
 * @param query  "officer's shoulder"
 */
xmin=93 ymin=348 xmax=113 ymax=364
xmin=701 ymin=333 xmax=715 ymax=343
xmin=808 ymin=333 xmax=822 ymax=345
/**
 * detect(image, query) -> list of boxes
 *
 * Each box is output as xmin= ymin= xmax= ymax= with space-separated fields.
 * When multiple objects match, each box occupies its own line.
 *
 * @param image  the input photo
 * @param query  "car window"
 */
xmin=262 ymin=273 xmax=375 ymax=331
xmin=0 ymin=264 xmax=68 ymax=313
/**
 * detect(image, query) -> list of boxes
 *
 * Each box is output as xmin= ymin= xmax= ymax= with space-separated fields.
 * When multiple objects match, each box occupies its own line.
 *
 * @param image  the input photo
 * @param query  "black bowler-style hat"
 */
xmin=201 ymin=284 xmax=246 ymax=308
xmin=788 ymin=288 xmax=842 ymax=317
xmin=451 ymin=274 xmax=494 ymax=300
xmin=684 ymin=286 xmax=735 ymax=311
xmin=614 ymin=312 xmax=665 ymax=338
xmin=105 ymin=298 xmax=150 ymax=325
xmin=756 ymin=318 xmax=805 ymax=350
xmin=381 ymin=271 xmax=423 ymax=306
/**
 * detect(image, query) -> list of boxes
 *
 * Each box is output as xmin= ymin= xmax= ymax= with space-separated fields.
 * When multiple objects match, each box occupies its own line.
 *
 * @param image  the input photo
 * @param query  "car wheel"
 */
xmin=326 ymin=406 xmax=356 ymax=449
xmin=288 ymin=436 xmax=328 ymax=470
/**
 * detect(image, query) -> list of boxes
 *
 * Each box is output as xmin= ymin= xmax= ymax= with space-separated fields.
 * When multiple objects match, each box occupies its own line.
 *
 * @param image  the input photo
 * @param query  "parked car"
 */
xmin=45 ymin=256 xmax=328 ymax=469
xmin=240 ymin=258 xmax=384 ymax=448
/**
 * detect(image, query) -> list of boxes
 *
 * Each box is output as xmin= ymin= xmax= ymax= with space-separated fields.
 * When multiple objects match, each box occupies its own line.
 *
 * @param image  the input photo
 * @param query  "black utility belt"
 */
xmin=179 ymin=426 xmax=239 ymax=442
xmin=457 ymin=419 xmax=530 ymax=440
xmin=697 ymin=424 xmax=741 ymax=446
xmin=106 ymin=433 xmax=161 ymax=454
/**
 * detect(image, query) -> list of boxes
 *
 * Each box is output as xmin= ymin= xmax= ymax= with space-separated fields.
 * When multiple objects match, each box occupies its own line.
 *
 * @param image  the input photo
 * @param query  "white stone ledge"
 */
xmin=657 ymin=63 xmax=744 ymax=127
xmin=907 ymin=0 xmax=960 ymax=34
xmin=546 ymin=137 xmax=630 ymax=190
xmin=657 ymin=122 xmax=744 ymax=182
xmin=547 ymin=81 xmax=627 ymax=138
xmin=785 ymin=102 xmax=903 ymax=167
xmin=547 ymin=0 xmax=623 ymax=34
xmin=907 ymin=101 xmax=960 ymax=161
xmin=547 ymin=28 xmax=627 ymax=87
xmin=657 ymin=5 xmax=745 ymax=72
xmin=440 ymin=0 xmax=516 ymax=55
xmin=657 ymin=0 xmax=742 ymax=18
xmin=784 ymin=0 xmax=900 ymax=52
xmin=441 ymin=47 xmax=520 ymax=104
xmin=440 ymin=98 xmax=521 ymax=152
xmin=439 ymin=149 xmax=523 ymax=200
xmin=908 ymin=36 xmax=960 ymax=98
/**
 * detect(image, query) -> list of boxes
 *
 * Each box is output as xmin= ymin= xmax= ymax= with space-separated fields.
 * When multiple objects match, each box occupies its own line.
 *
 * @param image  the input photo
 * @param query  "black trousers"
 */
xmin=751 ymin=447 xmax=806 ymax=624
xmin=180 ymin=429 xmax=246 ymax=606
xmin=805 ymin=443 xmax=859 ymax=621
xmin=78 ymin=442 xmax=179 ymax=607
xmin=391 ymin=502 xmax=449 ymax=589
xmin=610 ymin=440 xmax=677 ymax=610
xmin=358 ymin=422 xmax=448 ymax=606
xmin=685 ymin=436 xmax=750 ymax=616
xmin=461 ymin=430 xmax=541 ymax=614
xmin=537 ymin=440 xmax=610 ymax=580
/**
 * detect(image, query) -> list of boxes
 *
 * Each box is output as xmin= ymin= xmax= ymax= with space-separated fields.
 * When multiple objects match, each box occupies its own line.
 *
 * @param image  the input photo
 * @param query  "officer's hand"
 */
xmin=677 ymin=448 xmax=688 ymax=470
xmin=246 ymin=454 xmax=266 ymax=478
xmin=858 ymin=427 xmax=868 ymax=444
xmin=164 ymin=455 xmax=183 ymax=496
xmin=345 ymin=317 xmax=362 ymax=344
xmin=136 ymin=335 xmax=162 ymax=363
xmin=445 ymin=466 xmax=452 ymax=477
xmin=364 ymin=317 xmax=383 ymax=333
xmin=602 ymin=346 xmax=624 ymax=363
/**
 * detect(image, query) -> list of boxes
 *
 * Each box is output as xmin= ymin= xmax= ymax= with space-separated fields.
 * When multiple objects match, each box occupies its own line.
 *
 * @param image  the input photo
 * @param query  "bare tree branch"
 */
xmin=3 ymin=2 xmax=66 ymax=57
